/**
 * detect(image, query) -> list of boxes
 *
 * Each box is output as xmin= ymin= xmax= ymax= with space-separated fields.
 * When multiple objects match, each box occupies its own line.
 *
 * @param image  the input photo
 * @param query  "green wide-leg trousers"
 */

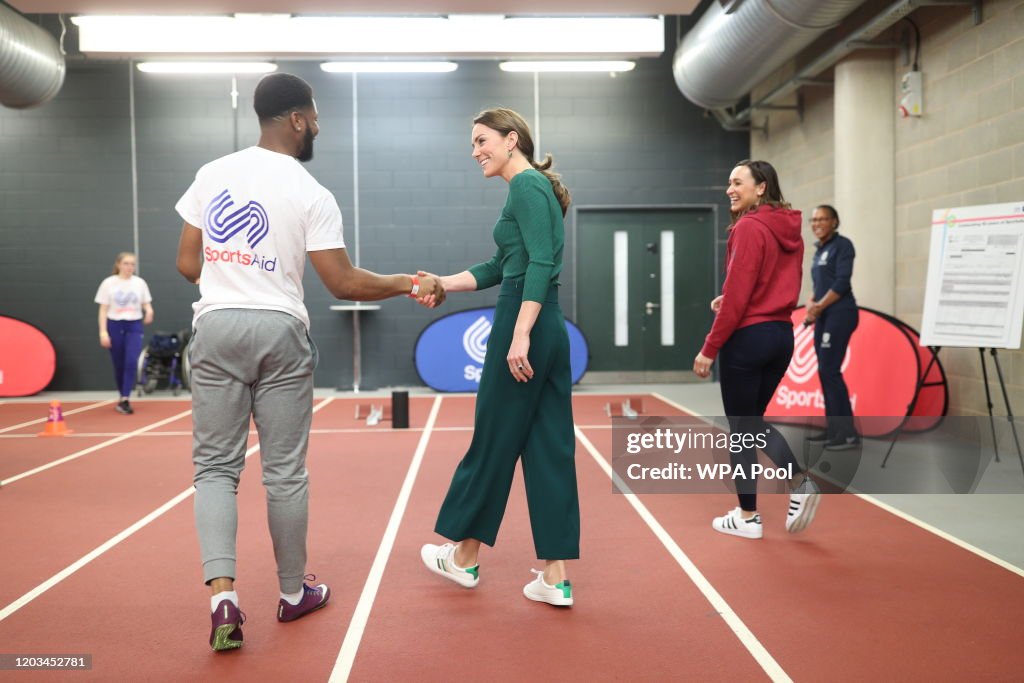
xmin=434 ymin=280 xmax=580 ymax=560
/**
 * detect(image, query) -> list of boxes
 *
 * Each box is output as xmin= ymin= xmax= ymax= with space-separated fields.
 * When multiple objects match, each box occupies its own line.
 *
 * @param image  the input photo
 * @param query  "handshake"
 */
xmin=409 ymin=270 xmax=446 ymax=309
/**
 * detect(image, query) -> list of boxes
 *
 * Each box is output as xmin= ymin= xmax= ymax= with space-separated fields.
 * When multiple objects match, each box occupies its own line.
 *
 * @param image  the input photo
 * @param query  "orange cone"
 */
xmin=38 ymin=400 xmax=73 ymax=437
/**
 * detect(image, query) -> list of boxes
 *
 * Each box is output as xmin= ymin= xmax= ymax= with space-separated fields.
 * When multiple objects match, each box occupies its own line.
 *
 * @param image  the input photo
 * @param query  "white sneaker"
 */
xmin=712 ymin=508 xmax=763 ymax=539
xmin=786 ymin=477 xmax=821 ymax=533
xmin=420 ymin=543 xmax=479 ymax=588
xmin=523 ymin=569 xmax=573 ymax=607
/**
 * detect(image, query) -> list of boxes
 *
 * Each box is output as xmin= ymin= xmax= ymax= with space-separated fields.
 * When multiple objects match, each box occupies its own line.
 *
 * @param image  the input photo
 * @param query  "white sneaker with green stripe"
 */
xmin=523 ymin=569 xmax=573 ymax=607
xmin=420 ymin=543 xmax=480 ymax=588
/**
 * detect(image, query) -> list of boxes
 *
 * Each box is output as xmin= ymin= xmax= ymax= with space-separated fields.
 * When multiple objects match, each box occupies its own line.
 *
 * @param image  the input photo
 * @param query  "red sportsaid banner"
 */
xmin=765 ymin=307 xmax=947 ymax=437
xmin=0 ymin=316 xmax=56 ymax=397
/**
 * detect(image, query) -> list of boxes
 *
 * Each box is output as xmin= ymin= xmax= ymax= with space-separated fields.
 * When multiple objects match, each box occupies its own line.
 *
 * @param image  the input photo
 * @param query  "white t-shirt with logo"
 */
xmin=175 ymin=146 xmax=346 ymax=330
xmin=94 ymin=275 xmax=153 ymax=321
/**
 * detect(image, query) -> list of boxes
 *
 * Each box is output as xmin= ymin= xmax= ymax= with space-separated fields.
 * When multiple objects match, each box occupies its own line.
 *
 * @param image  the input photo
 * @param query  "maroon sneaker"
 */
xmin=277 ymin=577 xmax=330 ymax=623
xmin=210 ymin=599 xmax=244 ymax=651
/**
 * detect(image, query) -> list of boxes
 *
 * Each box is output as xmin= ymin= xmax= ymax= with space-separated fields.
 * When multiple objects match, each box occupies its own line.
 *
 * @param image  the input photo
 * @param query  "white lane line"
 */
xmin=575 ymin=426 xmax=792 ymax=683
xmin=0 ymin=400 xmax=117 ymax=434
xmin=0 ymin=397 xmax=335 ymax=623
xmin=0 ymin=485 xmax=203 ymax=623
xmin=649 ymin=392 xmax=710 ymax=419
xmin=854 ymin=493 xmax=1024 ymax=577
xmin=329 ymin=396 xmax=443 ymax=683
xmin=0 ymin=425 xmax=614 ymax=441
xmin=0 ymin=431 xmax=198 ymax=439
xmin=0 ymin=410 xmax=194 ymax=487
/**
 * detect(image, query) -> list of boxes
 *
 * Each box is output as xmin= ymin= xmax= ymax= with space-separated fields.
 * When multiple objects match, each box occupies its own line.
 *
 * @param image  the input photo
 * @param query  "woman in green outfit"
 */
xmin=419 ymin=108 xmax=579 ymax=607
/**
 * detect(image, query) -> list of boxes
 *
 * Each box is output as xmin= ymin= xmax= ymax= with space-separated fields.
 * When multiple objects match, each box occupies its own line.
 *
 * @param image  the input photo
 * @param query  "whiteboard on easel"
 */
xmin=920 ymin=201 xmax=1024 ymax=349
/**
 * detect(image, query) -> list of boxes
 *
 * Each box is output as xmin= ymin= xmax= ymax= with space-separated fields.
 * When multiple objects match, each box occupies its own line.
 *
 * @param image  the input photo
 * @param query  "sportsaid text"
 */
xmin=204 ymin=246 xmax=277 ymax=272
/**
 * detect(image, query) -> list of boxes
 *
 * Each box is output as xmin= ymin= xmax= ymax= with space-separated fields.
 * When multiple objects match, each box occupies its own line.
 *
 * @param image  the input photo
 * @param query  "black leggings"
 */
xmin=718 ymin=321 xmax=802 ymax=512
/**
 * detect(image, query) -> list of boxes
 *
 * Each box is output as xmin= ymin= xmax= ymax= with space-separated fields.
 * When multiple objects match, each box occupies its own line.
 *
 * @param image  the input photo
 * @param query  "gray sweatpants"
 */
xmin=189 ymin=308 xmax=317 ymax=594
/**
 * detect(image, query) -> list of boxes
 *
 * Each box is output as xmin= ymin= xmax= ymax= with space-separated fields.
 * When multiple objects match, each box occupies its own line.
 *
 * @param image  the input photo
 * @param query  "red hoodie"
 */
xmin=700 ymin=205 xmax=803 ymax=359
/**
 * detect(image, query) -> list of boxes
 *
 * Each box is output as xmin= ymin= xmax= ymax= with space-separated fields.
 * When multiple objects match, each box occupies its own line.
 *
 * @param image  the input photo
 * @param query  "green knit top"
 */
xmin=468 ymin=169 xmax=564 ymax=303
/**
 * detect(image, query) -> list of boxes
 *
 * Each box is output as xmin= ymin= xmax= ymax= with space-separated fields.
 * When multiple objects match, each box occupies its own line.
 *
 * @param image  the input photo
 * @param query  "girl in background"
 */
xmin=95 ymin=252 xmax=153 ymax=414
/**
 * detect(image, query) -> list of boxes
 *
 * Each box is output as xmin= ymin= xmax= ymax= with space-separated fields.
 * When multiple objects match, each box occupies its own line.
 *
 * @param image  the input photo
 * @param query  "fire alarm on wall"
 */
xmin=900 ymin=71 xmax=923 ymax=118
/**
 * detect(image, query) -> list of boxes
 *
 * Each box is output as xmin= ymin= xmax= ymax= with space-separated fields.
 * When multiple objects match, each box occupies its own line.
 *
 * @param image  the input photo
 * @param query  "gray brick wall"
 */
xmin=1 ymin=26 xmax=747 ymax=391
xmin=1 ymin=65 xmax=134 ymax=390
xmin=751 ymin=0 xmax=1024 ymax=417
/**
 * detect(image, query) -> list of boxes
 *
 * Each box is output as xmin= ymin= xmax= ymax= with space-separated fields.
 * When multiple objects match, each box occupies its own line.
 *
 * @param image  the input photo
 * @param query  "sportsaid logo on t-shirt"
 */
xmin=111 ymin=288 xmax=140 ymax=316
xmin=203 ymin=189 xmax=277 ymax=272
xmin=113 ymin=290 xmax=139 ymax=308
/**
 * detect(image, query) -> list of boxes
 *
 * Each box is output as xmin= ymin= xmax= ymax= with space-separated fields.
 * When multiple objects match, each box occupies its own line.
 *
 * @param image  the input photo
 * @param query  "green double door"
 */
xmin=577 ymin=209 xmax=716 ymax=373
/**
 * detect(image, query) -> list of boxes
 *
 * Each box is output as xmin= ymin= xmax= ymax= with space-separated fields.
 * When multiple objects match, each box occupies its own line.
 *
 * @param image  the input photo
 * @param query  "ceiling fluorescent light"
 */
xmin=500 ymin=61 xmax=636 ymax=73
xmin=136 ymin=62 xmax=277 ymax=74
xmin=320 ymin=62 xmax=457 ymax=73
xmin=72 ymin=16 xmax=663 ymax=57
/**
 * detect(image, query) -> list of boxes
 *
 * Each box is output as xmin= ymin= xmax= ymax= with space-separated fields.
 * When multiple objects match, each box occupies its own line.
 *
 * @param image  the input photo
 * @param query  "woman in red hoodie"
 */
xmin=693 ymin=160 xmax=821 ymax=539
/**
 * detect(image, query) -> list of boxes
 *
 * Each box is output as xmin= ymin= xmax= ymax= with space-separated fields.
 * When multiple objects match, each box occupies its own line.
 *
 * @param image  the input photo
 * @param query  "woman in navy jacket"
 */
xmin=804 ymin=204 xmax=860 ymax=449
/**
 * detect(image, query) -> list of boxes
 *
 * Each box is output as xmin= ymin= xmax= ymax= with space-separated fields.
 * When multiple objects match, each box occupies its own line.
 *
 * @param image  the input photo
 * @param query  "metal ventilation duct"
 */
xmin=0 ymin=4 xmax=66 ymax=109
xmin=673 ymin=0 xmax=867 ymax=110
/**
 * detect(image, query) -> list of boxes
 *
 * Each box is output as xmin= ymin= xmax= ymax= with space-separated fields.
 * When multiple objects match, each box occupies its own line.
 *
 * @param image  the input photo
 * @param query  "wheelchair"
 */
xmin=135 ymin=329 xmax=191 ymax=396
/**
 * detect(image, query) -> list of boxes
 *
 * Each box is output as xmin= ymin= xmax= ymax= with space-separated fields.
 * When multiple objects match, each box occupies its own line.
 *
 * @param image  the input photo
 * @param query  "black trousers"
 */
xmin=718 ymin=321 xmax=802 ymax=512
xmin=814 ymin=307 xmax=859 ymax=441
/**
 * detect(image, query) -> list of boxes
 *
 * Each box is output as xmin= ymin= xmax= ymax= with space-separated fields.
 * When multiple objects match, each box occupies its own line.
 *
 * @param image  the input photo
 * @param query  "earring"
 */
xmin=507 ymin=149 xmax=513 ymax=159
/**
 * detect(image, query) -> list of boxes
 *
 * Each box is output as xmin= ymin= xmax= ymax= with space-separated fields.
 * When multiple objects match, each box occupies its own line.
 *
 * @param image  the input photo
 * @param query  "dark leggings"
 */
xmin=718 ymin=321 xmax=802 ymax=512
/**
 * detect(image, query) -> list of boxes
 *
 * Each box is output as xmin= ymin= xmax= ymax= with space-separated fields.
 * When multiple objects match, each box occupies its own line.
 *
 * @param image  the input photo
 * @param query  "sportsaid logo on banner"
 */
xmin=203 ymin=189 xmax=277 ymax=272
xmin=415 ymin=308 xmax=589 ymax=392
xmin=462 ymin=316 xmax=491 ymax=371
xmin=767 ymin=307 xmax=945 ymax=437
xmin=786 ymin=324 xmax=851 ymax=385
xmin=774 ymin=314 xmax=861 ymax=414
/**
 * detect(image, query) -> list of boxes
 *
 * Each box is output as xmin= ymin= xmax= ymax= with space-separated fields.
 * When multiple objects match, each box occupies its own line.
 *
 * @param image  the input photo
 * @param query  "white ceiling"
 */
xmin=12 ymin=1 xmax=700 ymax=15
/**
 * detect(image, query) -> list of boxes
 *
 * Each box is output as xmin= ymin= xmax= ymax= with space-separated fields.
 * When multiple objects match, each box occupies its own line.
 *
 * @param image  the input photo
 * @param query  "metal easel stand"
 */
xmin=882 ymin=345 xmax=941 ymax=468
xmin=987 ymin=348 xmax=1024 ymax=476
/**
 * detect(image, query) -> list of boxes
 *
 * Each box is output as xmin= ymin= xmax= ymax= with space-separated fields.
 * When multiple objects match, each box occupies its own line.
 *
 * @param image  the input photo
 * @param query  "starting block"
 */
xmin=354 ymin=391 xmax=410 ymax=428
xmin=355 ymin=403 xmax=391 ymax=425
xmin=604 ymin=396 xmax=645 ymax=419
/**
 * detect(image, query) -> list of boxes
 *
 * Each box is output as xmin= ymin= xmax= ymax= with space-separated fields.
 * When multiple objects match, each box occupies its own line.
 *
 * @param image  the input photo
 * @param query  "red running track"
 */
xmin=0 ymin=395 xmax=1021 ymax=682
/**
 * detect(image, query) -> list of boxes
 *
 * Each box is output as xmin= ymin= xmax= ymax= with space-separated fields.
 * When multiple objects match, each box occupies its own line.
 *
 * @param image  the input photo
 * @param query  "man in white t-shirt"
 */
xmin=175 ymin=72 xmax=443 ymax=652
